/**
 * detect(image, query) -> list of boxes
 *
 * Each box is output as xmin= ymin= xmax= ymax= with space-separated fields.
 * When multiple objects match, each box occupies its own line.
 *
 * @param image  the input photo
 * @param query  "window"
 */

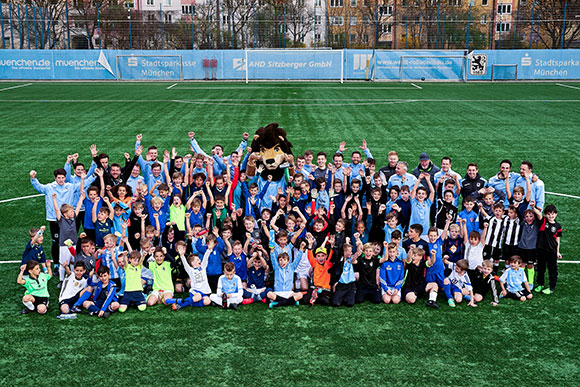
xmin=363 ymin=0 xmax=369 ymax=6
xmin=350 ymin=0 xmax=356 ymax=6
xmin=481 ymin=0 xmax=488 ymax=5
xmin=164 ymin=13 xmax=172 ymax=23
xmin=330 ymin=16 xmax=344 ymax=25
xmin=316 ymin=15 xmax=322 ymax=25
xmin=147 ymin=14 xmax=156 ymax=21
xmin=496 ymin=22 xmax=510 ymax=32
xmin=382 ymin=23 xmax=392 ymax=33
xmin=330 ymin=0 xmax=344 ymax=7
xmin=182 ymin=5 xmax=194 ymax=14
xmin=379 ymin=5 xmax=393 ymax=16
xmin=350 ymin=16 xmax=357 ymax=26
xmin=363 ymin=15 xmax=370 ymax=25
xmin=480 ymin=14 xmax=487 ymax=24
xmin=315 ymin=0 xmax=321 ymax=6
xmin=163 ymin=0 xmax=171 ymax=6
xmin=350 ymin=34 xmax=356 ymax=43
xmin=363 ymin=34 xmax=369 ymax=44
xmin=497 ymin=4 xmax=511 ymax=14
xmin=147 ymin=0 xmax=154 ymax=5
xmin=315 ymin=33 xmax=321 ymax=41
xmin=448 ymin=0 xmax=461 ymax=6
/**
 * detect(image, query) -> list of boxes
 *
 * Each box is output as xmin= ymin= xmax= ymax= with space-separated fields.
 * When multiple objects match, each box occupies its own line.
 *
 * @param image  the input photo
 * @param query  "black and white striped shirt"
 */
xmin=484 ymin=215 xmax=507 ymax=249
xmin=503 ymin=217 xmax=522 ymax=247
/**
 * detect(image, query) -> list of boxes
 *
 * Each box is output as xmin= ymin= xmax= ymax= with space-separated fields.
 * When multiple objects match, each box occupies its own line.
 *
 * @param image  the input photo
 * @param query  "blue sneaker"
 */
xmin=269 ymin=301 xmax=278 ymax=309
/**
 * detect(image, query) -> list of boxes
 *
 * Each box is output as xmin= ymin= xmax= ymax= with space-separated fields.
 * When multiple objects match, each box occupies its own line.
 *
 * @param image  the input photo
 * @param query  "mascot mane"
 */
xmin=250 ymin=123 xmax=293 ymax=180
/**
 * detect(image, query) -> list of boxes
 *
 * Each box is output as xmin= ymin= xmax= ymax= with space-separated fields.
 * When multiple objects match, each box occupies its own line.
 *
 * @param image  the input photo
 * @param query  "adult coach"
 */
xmin=30 ymin=168 xmax=84 ymax=266
xmin=487 ymin=159 xmax=519 ymax=206
xmin=412 ymin=152 xmax=440 ymax=193
xmin=387 ymin=161 xmax=417 ymax=189
xmin=379 ymin=151 xmax=399 ymax=185
xmin=514 ymin=161 xmax=545 ymax=211
xmin=461 ymin=163 xmax=487 ymax=208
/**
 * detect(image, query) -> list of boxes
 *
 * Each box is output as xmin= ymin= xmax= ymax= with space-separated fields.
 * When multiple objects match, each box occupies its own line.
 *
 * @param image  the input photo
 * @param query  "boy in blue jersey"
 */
xmin=243 ymin=251 xmax=271 ymax=304
xmin=210 ymin=262 xmax=244 ymax=310
xmin=224 ymin=239 xmax=250 ymax=284
xmin=500 ymin=255 xmax=533 ymax=301
xmin=410 ymin=172 xmax=435 ymax=238
xmin=331 ymin=239 xmax=363 ymax=307
xmin=195 ymin=231 xmax=226 ymax=292
xmin=441 ymin=216 xmax=464 ymax=274
xmin=379 ymin=243 xmax=405 ymax=304
xmin=442 ymin=259 xmax=477 ymax=308
xmin=457 ymin=196 xmax=479 ymax=236
xmin=20 ymin=226 xmax=47 ymax=274
xmin=425 ymin=227 xmax=445 ymax=309
xmin=383 ymin=212 xmax=404 ymax=243
xmin=73 ymin=265 xmax=120 ymax=318
xmin=267 ymin=248 xmax=304 ymax=308
xmin=393 ymin=185 xmax=412 ymax=232
xmin=389 ymin=231 xmax=407 ymax=261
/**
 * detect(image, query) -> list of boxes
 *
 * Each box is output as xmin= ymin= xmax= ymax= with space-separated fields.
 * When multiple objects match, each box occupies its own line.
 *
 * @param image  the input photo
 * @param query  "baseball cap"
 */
xmin=419 ymin=152 xmax=430 ymax=161
xmin=315 ymin=247 xmax=328 ymax=255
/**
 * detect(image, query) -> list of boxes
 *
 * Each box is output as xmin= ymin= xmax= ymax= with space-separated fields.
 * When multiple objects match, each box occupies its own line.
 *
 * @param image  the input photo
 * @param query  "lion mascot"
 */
xmin=246 ymin=123 xmax=295 ymax=208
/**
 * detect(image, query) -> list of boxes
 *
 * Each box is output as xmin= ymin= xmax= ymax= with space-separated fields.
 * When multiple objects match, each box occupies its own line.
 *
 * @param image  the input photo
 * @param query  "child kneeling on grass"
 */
xmin=442 ymin=259 xmax=477 ymax=308
xmin=58 ymin=261 xmax=88 ymax=319
xmin=500 ymin=255 xmax=533 ymax=302
xmin=72 ymin=265 xmax=120 ymax=318
xmin=18 ymin=260 xmax=52 ymax=315
xmin=210 ymin=262 xmax=243 ymax=310
xmin=119 ymin=251 xmax=147 ymax=313
xmin=267 ymin=248 xmax=304 ymax=309
xmin=166 ymin=243 xmax=212 ymax=310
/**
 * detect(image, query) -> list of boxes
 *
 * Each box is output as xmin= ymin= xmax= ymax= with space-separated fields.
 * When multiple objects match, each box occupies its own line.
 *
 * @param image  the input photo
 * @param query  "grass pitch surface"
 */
xmin=1 ymin=81 xmax=579 ymax=385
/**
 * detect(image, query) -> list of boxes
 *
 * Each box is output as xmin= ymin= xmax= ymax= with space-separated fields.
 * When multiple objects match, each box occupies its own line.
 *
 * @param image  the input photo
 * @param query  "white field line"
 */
xmin=171 ymin=86 xmax=419 ymax=90
xmin=167 ymin=83 xmax=178 ymax=89
xmin=545 ymin=191 xmax=580 ymax=199
xmin=556 ymin=83 xmax=580 ymax=91
xmin=0 ymin=83 xmax=32 ymax=92
xmin=410 ymin=83 xmax=423 ymax=89
xmin=0 ymin=193 xmax=43 ymax=203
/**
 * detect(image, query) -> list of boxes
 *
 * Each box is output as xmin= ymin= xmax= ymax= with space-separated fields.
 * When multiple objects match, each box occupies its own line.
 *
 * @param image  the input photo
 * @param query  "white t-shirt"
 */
xmin=464 ymin=242 xmax=484 ymax=270
xmin=59 ymin=273 xmax=88 ymax=301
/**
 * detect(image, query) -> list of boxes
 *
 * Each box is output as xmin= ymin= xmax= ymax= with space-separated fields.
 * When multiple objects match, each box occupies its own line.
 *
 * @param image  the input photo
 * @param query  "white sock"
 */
xmin=429 ymin=291 xmax=438 ymax=302
xmin=59 ymin=264 xmax=66 ymax=282
xmin=23 ymin=301 xmax=35 ymax=310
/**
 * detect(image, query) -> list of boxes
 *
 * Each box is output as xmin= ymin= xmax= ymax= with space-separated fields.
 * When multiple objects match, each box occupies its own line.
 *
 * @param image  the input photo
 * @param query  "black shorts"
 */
xmin=518 ymin=248 xmax=536 ymax=264
xmin=503 ymin=245 xmax=519 ymax=262
xmin=505 ymin=288 xmax=531 ymax=300
xmin=120 ymin=291 xmax=146 ymax=306
xmin=402 ymin=286 xmax=426 ymax=299
xmin=483 ymin=245 xmax=502 ymax=260
xmin=58 ymin=294 xmax=80 ymax=308
xmin=33 ymin=297 xmax=49 ymax=308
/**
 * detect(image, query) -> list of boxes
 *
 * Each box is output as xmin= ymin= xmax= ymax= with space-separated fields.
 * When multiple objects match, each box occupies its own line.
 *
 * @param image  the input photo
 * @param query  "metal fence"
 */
xmin=1 ymin=1 xmax=579 ymax=51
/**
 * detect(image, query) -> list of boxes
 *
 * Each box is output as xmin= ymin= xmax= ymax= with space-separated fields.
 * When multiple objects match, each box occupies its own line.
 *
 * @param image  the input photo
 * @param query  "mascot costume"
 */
xmin=246 ymin=123 xmax=295 ymax=208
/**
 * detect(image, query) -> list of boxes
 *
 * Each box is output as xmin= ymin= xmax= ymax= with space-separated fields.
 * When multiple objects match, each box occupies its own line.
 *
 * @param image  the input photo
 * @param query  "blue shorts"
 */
xmin=425 ymin=271 xmax=445 ymax=287
xmin=450 ymin=284 xmax=463 ymax=294
xmin=120 ymin=291 xmax=146 ymax=306
xmin=188 ymin=290 xmax=208 ymax=307
xmin=94 ymin=299 xmax=117 ymax=312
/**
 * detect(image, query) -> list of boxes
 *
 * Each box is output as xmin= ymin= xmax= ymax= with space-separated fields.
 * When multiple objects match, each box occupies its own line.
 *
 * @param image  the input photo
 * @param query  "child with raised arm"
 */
xmin=224 ymin=239 xmax=250 ymax=285
xmin=17 ymin=260 xmax=52 ymax=315
xmin=167 ymin=247 xmax=212 ymax=310
xmin=442 ymin=259 xmax=477 ymax=308
xmin=304 ymin=234 xmax=334 ymax=306
xmin=378 ymin=243 xmax=405 ymax=304
xmin=195 ymin=229 xmax=226 ymax=292
xmin=332 ymin=239 xmax=363 ymax=307
xmin=20 ymin=226 xmax=47 ymax=274
xmin=518 ymin=206 xmax=542 ymax=289
xmin=354 ymin=241 xmax=381 ymax=304
xmin=58 ymin=261 xmax=87 ymax=319
xmin=500 ymin=255 xmax=533 ymax=302
xmin=210 ymin=262 xmax=244 ymax=310
xmin=92 ymin=197 xmax=114 ymax=249
xmin=242 ymin=251 xmax=272 ymax=304
xmin=52 ymin=185 xmax=85 ymax=286
xmin=460 ymin=217 xmax=486 ymax=280
xmin=410 ymin=172 xmax=435 ymax=238
xmin=456 ymin=196 xmax=479 ymax=236
xmin=119 ymin=250 xmax=147 ymax=313
xmin=482 ymin=203 xmax=507 ymax=274
xmin=267 ymin=249 xmax=304 ymax=308
xmin=425 ymin=227 xmax=445 ymax=309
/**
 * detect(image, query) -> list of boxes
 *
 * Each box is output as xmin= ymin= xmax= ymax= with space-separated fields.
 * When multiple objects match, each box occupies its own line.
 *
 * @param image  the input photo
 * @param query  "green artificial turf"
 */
xmin=0 ymin=81 xmax=579 ymax=385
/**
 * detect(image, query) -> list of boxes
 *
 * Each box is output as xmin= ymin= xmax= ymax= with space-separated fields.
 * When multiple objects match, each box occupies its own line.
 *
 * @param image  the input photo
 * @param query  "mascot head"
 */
xmin=251 ymin=123 xmax=293 ymax=171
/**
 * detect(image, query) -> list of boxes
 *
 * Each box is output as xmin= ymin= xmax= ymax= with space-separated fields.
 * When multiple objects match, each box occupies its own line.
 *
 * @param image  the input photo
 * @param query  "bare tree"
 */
xmin=519 ymin=0 xmax=580 ymax=48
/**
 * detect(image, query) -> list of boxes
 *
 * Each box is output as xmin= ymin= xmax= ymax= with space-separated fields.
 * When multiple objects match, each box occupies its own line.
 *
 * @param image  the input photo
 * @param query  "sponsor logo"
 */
xmin=233 ymin=58 xmax=246 ymax=71
xmin=470 ymin=54 xmax=487 ymax=75
xmin=353 ymin=54 xmax=372 ymax=71
xmin=128 ymin=57 xmax=138 ymax=67
xmin=521 ymin=53 xmax=532 ymax=66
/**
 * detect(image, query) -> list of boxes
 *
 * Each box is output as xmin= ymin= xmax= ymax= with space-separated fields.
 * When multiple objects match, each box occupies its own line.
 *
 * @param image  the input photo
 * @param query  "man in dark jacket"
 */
xmin=461 ymin=163 xmax=487 ymax=210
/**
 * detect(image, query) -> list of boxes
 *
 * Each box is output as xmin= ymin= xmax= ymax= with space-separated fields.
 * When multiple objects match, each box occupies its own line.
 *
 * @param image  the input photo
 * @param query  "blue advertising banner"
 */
xmin=466 ymin=49 xmax=580 ymax=80
xmin=1 ymin=49 xmax=579 ymax=81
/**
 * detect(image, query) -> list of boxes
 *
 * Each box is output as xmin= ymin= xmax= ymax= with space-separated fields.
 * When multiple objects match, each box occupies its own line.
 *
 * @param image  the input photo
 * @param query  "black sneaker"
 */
xmin=229 ymin=303 xmax=239 ymax=311
xmin=102 ymin=311 xmax=111 ymax=319
xmin=426 ymin=300 xmax=439 ymax=309
xmin=21 ymin=308 xmax=31 ymax=314
xmin=222 ymin=293 xmax=228 ymax=309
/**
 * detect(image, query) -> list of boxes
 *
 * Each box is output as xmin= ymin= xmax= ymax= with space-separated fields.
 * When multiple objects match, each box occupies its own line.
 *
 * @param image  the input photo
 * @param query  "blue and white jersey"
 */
xmin=488 ymin=172 xmax=518 ymax=206
xmin=339 ymin=257 xmax=356 ymax=284
xmin=388 ymin=173 xmax=417 ymax=189
xmin=410 ymin=198 xmax=432 ymax=236
xmin=270 ymin=242 xmax=294 ymax=263
xmin=31 ymin=178 xmax=82 ymax=222
xmin=384 ymin=224 xmax=404 ymax=243
xmin=229 ymin=253 xmax=248 ymax=281
xmin=217 ymin=275 xmax=243 ymax=298
xmin=379 ymin=259 xmax=405 ymax=291
xmin=126 ymin=175 xmax=145 ymax=194
xmin=427 ymin=238 xmax=444 ymax=276
xmin=271 ymin=250 xmax=302 ymax=292
xmin=457 ymin=209 xmax=479 ymax=236
xmin=434 ymin=169 xmax=462 ymax=190
xmin=447 ymin=263 xmax=472 ymax=291
xmin=98 ymin=246 xmax=123 ymax=279
xmin=500 ymin=267 xmax=528 ymax=293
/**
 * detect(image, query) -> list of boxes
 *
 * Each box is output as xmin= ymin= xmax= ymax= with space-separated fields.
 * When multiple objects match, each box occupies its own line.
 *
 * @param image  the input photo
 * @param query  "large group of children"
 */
xmin=19 ymin=131 xmax=563 ymax=318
